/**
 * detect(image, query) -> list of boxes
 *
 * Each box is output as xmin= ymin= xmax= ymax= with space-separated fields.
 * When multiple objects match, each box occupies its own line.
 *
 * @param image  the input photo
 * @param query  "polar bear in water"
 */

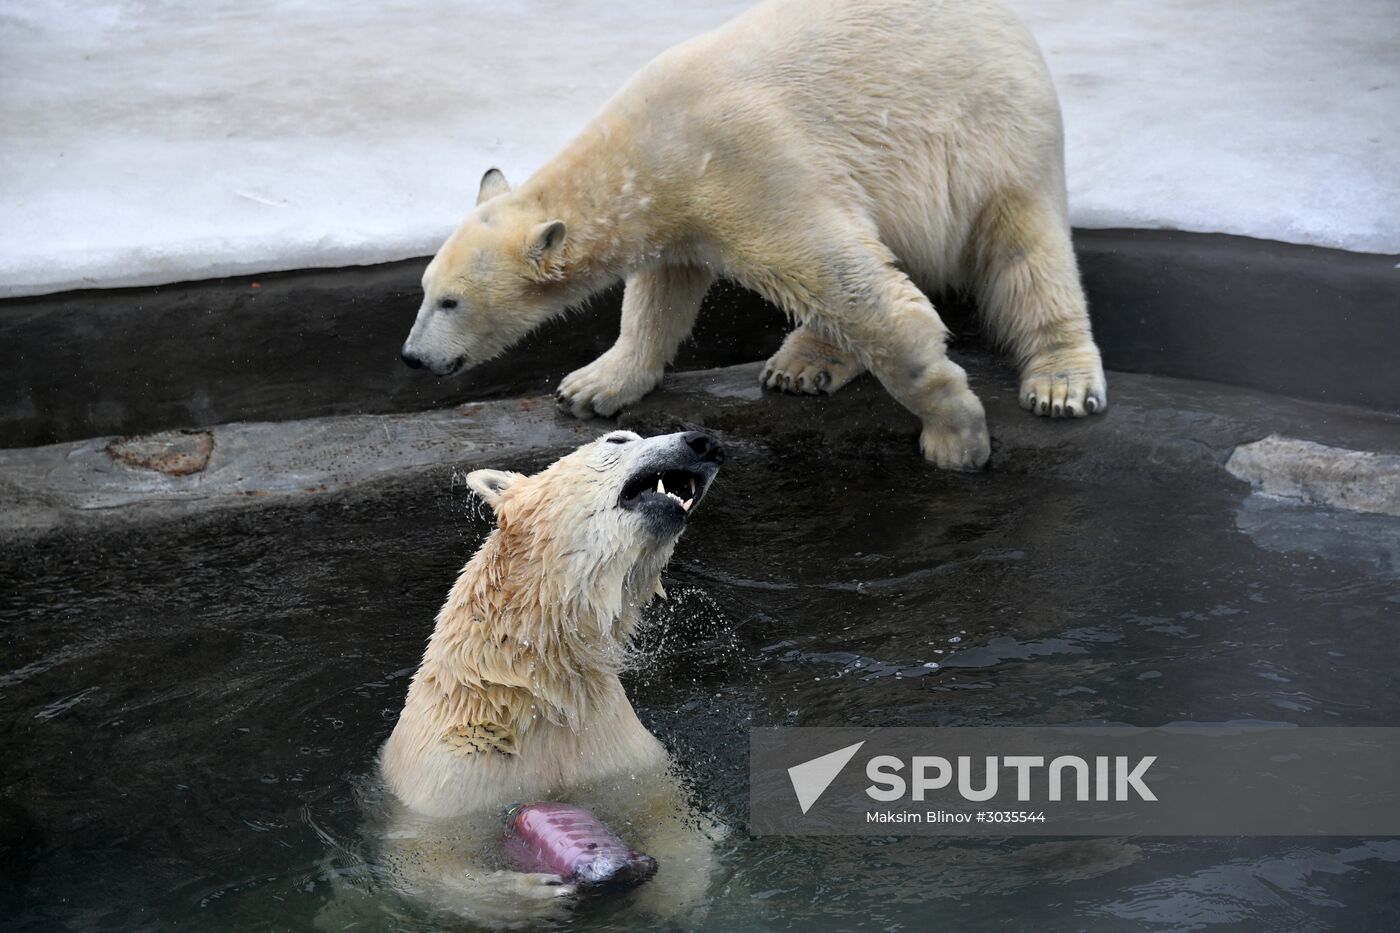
xmin=377 ymin=431 xmax=724 ymax=926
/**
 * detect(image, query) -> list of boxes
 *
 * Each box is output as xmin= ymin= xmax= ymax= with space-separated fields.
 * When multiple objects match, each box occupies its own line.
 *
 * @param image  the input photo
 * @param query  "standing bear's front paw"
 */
xmin=555 ymin=348 xmax=662 ymax=419
xmin=1020 ymin=346 xmax=1108 ymax=418
xmin=919 ymin=391 xmax=991 ymax=471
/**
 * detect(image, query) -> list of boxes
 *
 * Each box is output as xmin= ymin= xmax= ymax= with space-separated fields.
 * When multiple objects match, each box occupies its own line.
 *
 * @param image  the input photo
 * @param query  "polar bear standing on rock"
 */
xmin=400 ymin=0 xmax=1106 ymax=470
xmin=376 ymin=430 xmax=724 ymax=926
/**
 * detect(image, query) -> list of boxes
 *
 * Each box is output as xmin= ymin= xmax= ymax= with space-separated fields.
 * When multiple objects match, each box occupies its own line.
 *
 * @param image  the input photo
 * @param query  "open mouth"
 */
xmin=619 ymin=468 xmax=707 ymax=514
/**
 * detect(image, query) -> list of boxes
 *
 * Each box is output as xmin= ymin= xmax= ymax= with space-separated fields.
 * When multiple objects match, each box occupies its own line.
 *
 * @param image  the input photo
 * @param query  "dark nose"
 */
xmin=682 ymin=431 xmax=724 ymax=464
xmin=400 ymin=347 xmax=424 ymax=370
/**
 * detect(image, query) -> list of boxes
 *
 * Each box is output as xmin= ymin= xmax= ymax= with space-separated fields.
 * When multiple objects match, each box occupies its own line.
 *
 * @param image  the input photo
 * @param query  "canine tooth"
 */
xmin=656 ymin=478 xmax=665 ymax=494
xmin=682 ymin=498 xmax=693 ymax=511
xmin=689 ymin=476 xmax=696 ymax=495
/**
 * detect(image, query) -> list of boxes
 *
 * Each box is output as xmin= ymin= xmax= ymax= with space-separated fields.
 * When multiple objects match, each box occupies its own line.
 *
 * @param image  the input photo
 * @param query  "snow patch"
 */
xmin=1 ymin=0 xmax=1396 ymax=298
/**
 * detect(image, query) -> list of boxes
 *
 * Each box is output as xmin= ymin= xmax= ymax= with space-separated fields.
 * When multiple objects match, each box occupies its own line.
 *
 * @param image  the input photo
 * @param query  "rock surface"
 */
xmin=1227 ymin=436 xmax=1400 ymax=518
xmin=3 ymin=356 xmax=1396 ymax=538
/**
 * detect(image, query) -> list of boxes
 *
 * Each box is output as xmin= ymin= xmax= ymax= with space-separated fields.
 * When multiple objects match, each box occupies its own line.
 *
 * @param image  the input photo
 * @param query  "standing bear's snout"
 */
xmin=399 ymin=345 xmax=425 ymax=369
xmin=398 ymin=338 xmax=466 ymax=377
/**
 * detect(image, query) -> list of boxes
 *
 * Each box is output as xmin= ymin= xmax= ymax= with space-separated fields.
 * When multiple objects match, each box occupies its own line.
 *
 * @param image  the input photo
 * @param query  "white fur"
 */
xmin=375 ymin=432 xmax=717 ymax=926
xmin=403 ymin=0 xmax=1107 ymax=470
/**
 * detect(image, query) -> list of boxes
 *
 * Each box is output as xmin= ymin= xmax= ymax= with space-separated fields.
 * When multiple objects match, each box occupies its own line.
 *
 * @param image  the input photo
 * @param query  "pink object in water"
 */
xmin=502 ymin=802 xmax=659 ymax=888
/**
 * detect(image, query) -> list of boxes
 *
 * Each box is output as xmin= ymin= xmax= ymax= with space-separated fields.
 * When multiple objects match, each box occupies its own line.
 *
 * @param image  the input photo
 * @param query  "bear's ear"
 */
xmin=476 ymin=168 xmax=510 ymax=206
xmin=525 ymin=220 xmax=567 ymax=272
xmin=466 ymin=469 xmax=522 ymax=509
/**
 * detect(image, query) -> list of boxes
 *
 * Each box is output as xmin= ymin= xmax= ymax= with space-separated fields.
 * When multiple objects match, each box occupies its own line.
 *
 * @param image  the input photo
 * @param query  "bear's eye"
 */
xmin=438 ymin=297 xmax=459 ymax=311
xmin=605 ymin=435 xmax=630 ymax=445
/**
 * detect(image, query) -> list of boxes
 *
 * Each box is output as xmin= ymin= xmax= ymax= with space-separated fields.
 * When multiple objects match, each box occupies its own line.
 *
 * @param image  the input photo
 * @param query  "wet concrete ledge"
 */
xmin=2 ymin=229 xmax=1396 ymax=449
xmin=3 ymin=354 xmax=1397 ymax=541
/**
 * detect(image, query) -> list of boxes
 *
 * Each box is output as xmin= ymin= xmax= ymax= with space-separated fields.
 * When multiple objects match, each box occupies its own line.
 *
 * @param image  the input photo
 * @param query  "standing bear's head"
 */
xmin=463 ymin=430 xmax=725 ymax=624
xmin=401 ymin=168 xmax=579 ymax=376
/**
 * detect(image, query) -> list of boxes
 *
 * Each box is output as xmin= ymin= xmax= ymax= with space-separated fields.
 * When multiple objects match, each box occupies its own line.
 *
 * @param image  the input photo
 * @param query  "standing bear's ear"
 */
xmin=466 ymin=469 xmax=523 ymax=510
xmin=525 ymin=220 xmax=567 ymax=273
xmin=476 ymin=168 xmax=510 ymax=206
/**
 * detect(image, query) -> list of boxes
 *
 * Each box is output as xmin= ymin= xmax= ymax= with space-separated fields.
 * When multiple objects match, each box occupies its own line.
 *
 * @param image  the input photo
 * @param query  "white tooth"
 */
xmin=656 ymin=478 xmax=664 ymax=494
xmin=682 ymin=498 xmax=693 ymax=511
xmin=689 ymin=477 xmax=697 ymax=495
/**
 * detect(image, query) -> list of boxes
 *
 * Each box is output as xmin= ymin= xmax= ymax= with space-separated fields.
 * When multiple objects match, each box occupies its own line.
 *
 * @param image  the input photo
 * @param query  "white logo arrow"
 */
xmin=788 ymin=741 xmax=865 ymax=814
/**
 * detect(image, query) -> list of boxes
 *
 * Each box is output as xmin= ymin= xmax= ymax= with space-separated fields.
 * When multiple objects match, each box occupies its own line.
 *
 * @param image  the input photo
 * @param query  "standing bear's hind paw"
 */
xmin=761 ymin=325 xmax=865 ymax=395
